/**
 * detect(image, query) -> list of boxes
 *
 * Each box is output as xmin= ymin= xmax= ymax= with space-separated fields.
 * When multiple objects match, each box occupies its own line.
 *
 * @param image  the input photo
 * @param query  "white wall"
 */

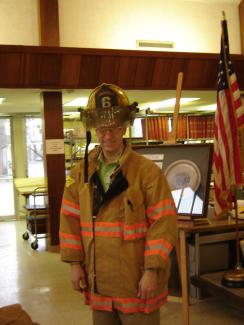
xmin=59 ymin=0 xmax=241 ymax=53
xmin=0 ymin=0 xmax=241 ymax=54
xmin=0 ymin=0 xmax=39 ymax=46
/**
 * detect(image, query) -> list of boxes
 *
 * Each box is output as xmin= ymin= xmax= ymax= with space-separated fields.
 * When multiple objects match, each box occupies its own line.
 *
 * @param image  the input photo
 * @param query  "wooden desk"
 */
xmin=177 ymin=219 xmax=244 ymax=325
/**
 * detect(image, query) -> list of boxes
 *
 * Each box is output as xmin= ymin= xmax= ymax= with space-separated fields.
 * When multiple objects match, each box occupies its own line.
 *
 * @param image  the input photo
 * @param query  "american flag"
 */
xmin=213 ymin=17 xmax=244 ymax=217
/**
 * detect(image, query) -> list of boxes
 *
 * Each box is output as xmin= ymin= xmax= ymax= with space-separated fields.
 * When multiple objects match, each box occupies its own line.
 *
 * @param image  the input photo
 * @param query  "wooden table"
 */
xmin=199 ymin=271 xmax=244 ymax=311
xmin=177 ymin=219 xmax=244 ymax=325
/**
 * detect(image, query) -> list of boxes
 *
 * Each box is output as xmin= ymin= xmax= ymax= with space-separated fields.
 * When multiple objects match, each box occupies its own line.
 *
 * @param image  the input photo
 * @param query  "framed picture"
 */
xmin=133 ymin=143 xmax=213 ymax=218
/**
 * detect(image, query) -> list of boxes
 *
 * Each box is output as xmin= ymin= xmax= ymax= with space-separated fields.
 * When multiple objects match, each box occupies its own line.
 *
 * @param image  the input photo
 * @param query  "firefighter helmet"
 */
xmin=80 ymin=83 xmax=138 ymax=129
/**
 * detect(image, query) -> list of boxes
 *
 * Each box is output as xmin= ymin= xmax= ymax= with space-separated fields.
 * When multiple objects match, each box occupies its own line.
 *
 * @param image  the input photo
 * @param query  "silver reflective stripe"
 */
xmin=62 ymin=203 xmax=80 ymax=216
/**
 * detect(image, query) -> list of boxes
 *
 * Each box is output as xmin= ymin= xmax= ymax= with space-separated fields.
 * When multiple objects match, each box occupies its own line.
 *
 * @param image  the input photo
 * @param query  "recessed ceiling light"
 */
xmin=64 ymin=97 xmax=88 ymax=107
xmin=197 ymin=104 xmax=217 ymax=112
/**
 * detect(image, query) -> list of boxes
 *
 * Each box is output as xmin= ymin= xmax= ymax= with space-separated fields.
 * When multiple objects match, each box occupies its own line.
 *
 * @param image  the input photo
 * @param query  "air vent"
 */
xmin=136 ymin=40 xmax=174 ymax=49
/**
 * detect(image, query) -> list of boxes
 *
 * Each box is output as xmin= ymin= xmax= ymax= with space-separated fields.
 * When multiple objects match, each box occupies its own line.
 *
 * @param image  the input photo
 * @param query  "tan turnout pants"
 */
xmin=92 ymin=309 xmax=160 ymax=325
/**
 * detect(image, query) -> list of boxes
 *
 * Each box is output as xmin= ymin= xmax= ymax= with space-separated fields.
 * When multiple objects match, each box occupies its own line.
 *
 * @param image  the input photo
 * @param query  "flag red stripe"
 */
xmin=213 ymin=18 xmax=244 ymax=217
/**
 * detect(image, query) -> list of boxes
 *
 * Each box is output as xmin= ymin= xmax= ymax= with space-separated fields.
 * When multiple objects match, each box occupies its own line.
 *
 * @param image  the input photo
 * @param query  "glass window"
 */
xmin=25 ymin=118 xmax=44 ymax=177
xmin=0 ymin=118 xmax=14 ymax=217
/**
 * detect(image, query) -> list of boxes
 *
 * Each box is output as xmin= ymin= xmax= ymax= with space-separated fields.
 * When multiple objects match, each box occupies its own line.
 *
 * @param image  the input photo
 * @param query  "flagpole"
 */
xmin=220 ymin=12 xmax=244 ymax=288
xmin=222 ymin=186 xmax=244 ymax=288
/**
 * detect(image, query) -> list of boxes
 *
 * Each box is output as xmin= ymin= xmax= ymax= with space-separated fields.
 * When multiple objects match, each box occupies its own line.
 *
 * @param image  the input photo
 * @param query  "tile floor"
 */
xmin=0 ymin=220 xmax=243 ymax=325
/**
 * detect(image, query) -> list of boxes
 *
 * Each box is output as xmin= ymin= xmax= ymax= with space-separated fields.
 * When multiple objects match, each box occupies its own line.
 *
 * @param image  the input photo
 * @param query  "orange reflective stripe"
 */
xmin=86 ymin=291 xmax=168 ymax=314
xmin=86 ymin=292 xmax=112 ymax=312
xmin=148 ymin=207 xmax=176 ymax=224
xmin=124 ymin=232 xmax=146 ymax=239
xmin=80 ymin=222 xmax=93 ymax=237
xmin=81 ymin=231 xmax=93 ymax=237
xmin=113 ymin=290 xmax=168 ymax=314
xmin=147 ymin=198 xmax=172 ymax=215
xmin=61 ymin=199 xmax=80 ymax=219
xmin=59 ymin=231 xmax=80 ymax=240
xmin=145 ymin=238 xmax=173 ymax=261
xmin=144 ymin=249 xmax=168 ymax=260
xmin=124 ymin=222 xmax=148 ymax=239
xmin=146 ymin=238 xmax=173 ymax=250
xmin=80 ymin=221 xmax=145 ymax=239
xmin=81 ymin=221 xmax=124 ymax=238
xmin=59 ymin=231 xmax=83 ymax=251
xmin=95 ymin=231 xmax=123 ymax=237
xmin=60 ymin=243 xmax=83 ymax=250
xmin=96 ymin=221 xmax=123 ymax=227
xmin=62 ymin=198 xmax=79 ymax=210
xmin=61 ymin=208 xmax=80 ymax=219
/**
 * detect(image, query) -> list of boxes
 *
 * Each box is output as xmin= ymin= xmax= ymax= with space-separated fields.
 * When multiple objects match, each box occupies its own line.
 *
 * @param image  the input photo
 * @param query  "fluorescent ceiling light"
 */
xmin=139 ymin=98 xmax=200 ymax=110
xmin=197 ymin=104 xmax=217 ymax=112
xmin=63 ymin=112 xmax=81 ymax=119
xmin=64 ymin=97 xmax=88 ymax=107
xmin=0 ymin=97 xmax=6 ymax=104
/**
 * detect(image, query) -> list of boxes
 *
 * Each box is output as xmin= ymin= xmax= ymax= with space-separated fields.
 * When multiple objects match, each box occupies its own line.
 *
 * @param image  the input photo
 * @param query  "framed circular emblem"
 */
xmin=165 ymin=159 xmax=201 ymax=192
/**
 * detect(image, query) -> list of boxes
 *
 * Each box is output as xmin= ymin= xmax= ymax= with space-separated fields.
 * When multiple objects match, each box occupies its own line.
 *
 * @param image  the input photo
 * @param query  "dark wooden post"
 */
xmin=39 ymin=0 xmax=64 ymax=245
xmin=41 ymin=92 xmax=65 ymax=246
xmin=39 ymin=0 xmax=60 ymax=46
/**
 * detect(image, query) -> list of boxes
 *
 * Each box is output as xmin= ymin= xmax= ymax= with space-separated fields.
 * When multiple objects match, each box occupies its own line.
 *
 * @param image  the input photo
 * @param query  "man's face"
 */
xmin=95 ymin=125 xmax=126 ymax=155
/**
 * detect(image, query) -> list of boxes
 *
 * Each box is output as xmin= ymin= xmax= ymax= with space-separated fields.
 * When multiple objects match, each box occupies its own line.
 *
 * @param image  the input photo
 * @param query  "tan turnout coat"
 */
xmin=60 ymin=142 xmax=178 ymax=314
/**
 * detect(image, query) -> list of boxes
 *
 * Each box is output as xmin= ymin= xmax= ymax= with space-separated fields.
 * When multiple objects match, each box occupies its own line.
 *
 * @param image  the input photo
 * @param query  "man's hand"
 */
xmin=138 ymin=270 xmax=158 ymax=300
xmin=70 ymin=262 xmax=87 ymax=293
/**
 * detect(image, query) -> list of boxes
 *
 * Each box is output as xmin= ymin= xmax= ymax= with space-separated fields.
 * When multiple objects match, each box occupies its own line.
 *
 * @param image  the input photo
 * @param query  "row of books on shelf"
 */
xmin=140 ymin=115 xmax=214 ymax=140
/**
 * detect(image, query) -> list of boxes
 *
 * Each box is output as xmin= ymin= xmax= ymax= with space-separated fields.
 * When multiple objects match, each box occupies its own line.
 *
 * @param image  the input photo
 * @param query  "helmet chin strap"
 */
xmin=84 ymin=130 xmax=91 ymax=184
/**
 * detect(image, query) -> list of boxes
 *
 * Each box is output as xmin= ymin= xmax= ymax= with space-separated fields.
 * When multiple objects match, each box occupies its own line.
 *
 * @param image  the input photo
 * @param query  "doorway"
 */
xmin=0 ymin=118 xmax=14 ymax=217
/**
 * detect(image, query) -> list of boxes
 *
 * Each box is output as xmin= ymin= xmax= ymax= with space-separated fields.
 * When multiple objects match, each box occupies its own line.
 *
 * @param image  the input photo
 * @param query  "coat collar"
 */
xmin=88 ymin=140 xmax=132 ymax=180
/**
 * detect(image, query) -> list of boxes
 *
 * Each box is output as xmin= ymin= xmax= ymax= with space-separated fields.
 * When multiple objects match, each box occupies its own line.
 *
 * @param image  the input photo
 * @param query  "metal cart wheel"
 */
xmin=22 ymin=232 xmax=29 ymax=240
xmin=31 ymin=240 xmax=38 ymax=250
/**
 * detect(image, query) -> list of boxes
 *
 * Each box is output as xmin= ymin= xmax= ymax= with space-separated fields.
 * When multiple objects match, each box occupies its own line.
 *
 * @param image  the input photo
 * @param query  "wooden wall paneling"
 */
xmin=79 ymin=55 xmax=101 ymax=88
xmin=202 ymin=60 xmax=219 ymax=89
xmin=124 ymin=57 xmax=139 ymax=88
xmin=39 ymin=0 xmax=60 ymax=46
xmin=134 ymin=57 xmax=155 ymax=88
xmin=60 ymin=55 xmax=82 ymax=87
xmin=183 ymin=59 xmax=218 ymax=90
xmin=239 ymin=0 xmax=244 ymax=54
xmin=0 ymin=45 xmax=244 ymax=90
xmin=167 ymin=58 xmax=187 ymax=89
xmin=151 ymin=58 xmax=173 ymax=89
xmin=0 ymin=53 xmax=23 ymax=87
xmin=234 ymin=58 xmax=244 ymax=86
xmin=24 ymin=53 xmax=62 ymax=87
xmin=23 ymin=53 xmax=42 ymax=87
xmin=98 ymin=56 xmax=120 ymax=84
xmin=116 ymin=57 xmax=130 ymax=88
xmin=39 ymin=54 xmax=62 ymax=87
xmin=41 ymin=91 xmax=65 ymax=246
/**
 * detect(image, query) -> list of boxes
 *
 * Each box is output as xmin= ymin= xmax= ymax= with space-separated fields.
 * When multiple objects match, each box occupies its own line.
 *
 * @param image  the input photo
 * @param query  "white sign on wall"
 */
xmin=45 ymin=139 xmax=65 ymax=155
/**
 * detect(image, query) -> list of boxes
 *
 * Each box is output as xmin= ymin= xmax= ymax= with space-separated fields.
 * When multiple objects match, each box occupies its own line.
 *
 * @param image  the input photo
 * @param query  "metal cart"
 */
xmin=22 ymin=186 xmax=48 ymax=250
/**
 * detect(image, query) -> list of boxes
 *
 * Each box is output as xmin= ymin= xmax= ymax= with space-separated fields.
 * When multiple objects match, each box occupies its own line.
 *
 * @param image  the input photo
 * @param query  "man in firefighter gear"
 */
xmin=59 ymin=83 xmax=178 ymax=325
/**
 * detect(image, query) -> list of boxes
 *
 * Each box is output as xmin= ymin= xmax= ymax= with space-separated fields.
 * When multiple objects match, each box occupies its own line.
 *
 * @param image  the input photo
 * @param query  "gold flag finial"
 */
xmin=222 ymin=11 xmax=226 ymax=20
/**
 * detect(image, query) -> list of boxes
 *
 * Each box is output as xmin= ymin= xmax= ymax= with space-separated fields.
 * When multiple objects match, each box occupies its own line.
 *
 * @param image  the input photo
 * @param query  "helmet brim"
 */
xmin=79 ymin=104 xmax=138 ymax=129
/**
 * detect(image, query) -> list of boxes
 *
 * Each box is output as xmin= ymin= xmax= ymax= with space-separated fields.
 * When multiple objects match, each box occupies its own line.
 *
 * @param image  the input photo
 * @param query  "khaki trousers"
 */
xmin=92 ymin=309 xmax=160 ymax=325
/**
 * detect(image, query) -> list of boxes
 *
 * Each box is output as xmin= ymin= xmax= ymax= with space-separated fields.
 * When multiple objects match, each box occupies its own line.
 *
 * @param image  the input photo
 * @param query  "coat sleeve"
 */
xmin=59 ymin=162 xmax=85 ymax=263
xmin=143 ymin=162 xmax=178 ymax=271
